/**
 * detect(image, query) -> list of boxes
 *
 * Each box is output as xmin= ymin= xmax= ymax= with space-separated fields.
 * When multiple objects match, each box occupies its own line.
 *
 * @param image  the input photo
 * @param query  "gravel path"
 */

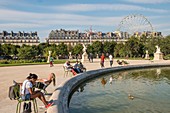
xmin=0 ymin=59 xmax=169 ymax=113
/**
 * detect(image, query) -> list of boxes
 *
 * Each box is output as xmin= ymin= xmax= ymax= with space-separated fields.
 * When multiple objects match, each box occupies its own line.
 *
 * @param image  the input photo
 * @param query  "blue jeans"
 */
xmin=22 ymin=94 xmax=31 ymax=100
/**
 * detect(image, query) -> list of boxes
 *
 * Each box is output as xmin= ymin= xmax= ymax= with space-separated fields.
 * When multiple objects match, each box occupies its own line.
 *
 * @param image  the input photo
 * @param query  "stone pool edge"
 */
xmin=47 ymin=63 xmax=170 ymax=113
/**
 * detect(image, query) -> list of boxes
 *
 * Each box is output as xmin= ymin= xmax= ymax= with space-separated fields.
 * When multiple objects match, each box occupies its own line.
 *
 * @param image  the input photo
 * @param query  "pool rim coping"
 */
xmin=47 ymin=63 xmax=170 ymax=113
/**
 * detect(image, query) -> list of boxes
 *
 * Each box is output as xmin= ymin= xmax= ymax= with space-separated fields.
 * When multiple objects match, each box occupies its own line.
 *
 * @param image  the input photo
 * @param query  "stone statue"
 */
xmin=81 ymin=43 xmax=88 ymax=62
xmin=69 ymin=52 xmax=72 ymax=60
xmin=155 ymin=45 xmax=161 ymax=53
xmin=153 ymin=45 xmax=163 ymax=60
xmin=145 ymin=50 xmax=149 ymax=59
xmin=82 ymin=43 xmax=87 ymax=53
xmin=146 ymin=50 xmax=148 ymax=54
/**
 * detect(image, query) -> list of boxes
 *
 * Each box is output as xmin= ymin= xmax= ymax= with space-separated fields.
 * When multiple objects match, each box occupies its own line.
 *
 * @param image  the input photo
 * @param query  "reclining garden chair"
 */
xmin=63 ymin=66 xmax=73 ymax=77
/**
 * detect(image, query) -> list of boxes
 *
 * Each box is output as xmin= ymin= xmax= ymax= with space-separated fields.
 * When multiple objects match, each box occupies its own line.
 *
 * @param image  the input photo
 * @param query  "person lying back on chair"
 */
xmin=36 ymin=73 xmax=56 ymax=89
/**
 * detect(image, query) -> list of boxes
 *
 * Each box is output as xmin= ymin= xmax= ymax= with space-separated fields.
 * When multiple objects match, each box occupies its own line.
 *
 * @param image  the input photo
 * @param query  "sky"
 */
xmin=0 ymin=0 xmax=170 ymax=42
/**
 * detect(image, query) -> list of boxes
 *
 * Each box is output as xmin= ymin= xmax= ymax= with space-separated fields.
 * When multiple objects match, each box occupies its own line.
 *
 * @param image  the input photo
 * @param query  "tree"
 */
xmin=1 ymin=44 xmax=11 ymax=55
xmin=92 ymin=41 xmax=103 ymax=55
xmin=17 ymin=45 xmax=38 ymax=59
xmin=37 ymin=43 xmax=49 ymax=56
xmin=0 ymin=44 xmax=2 ymax=55
xmin=125 ymin=36 xmax=142 ymax=57
xmin=87 ymin=44 xmax=94 ymax=54
xmin=103 ymin=41 xmax=116 ymax=55
xmin=73 ymin=44 xmax=83 ymax=55
xmin=67 ymin=44 xmax=73 ymax=53
xmin=160 ymin=35 xmax=170 ymax=55
xmin=57 ymin=43 xmax=68 ymax=56
xmin=114 ymin=43 xmax=125 ymax=57
xmin=10 ymin=45 xmax=20 ymax=56
xmin=43 ymin=46 xmax=56 ymax=58
xmin=145 ymin=36 xmax=162 ymax=57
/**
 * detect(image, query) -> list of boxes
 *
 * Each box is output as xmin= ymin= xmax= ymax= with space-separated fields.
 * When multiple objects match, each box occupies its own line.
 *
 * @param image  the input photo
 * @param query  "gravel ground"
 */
xmin=0 ymin=59 xmax=169 ymax=113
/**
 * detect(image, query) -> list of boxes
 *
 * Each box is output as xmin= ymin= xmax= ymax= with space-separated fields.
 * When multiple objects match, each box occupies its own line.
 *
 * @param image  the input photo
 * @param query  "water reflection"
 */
xmin=109 ymin=76 xmax=113 ymax=84
xmin=101 ymin=77 xmax=107 ymax=87
xmin=156 ymin=68 xmax=161 ymax=75
xmin=77 ymin=83 xmax=86 ymax=92
xmin=70 ymin=67 xmax=170 ymax=113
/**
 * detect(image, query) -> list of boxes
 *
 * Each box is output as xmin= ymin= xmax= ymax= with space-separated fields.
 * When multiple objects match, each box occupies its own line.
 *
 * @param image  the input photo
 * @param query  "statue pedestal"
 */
xmin=47 ymin=51 xmax=52 ymax=63
xmin=69 ymin=55 xmax=72 ymax=60
xmin=81 ymin=52 xmax=89 ymax=63
xmin=145 ymin=53 xmax=150 ymax=60
xmin=153 ymin=52 xmax=163 ymax=60
xmin=47 ymin=56 xmax=50 ymax=63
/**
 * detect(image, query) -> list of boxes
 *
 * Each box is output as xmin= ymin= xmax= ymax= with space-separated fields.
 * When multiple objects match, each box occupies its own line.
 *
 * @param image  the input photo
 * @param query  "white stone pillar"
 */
xmin=47 ymin=51 xmax=52 ymax=63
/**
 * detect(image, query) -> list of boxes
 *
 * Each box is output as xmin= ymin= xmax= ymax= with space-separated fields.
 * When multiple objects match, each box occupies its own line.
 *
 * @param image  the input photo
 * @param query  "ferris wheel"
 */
xmin=117 ymin=14 xmax=154 ymax=35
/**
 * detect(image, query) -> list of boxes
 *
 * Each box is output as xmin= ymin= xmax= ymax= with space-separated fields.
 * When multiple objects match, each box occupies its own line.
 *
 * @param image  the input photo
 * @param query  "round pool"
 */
xmin=69 ymin=67 xmax=170 ymax=113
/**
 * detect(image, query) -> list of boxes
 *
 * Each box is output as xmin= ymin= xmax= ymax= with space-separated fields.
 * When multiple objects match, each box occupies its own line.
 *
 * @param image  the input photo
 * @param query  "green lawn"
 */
xmin=0 ymin=59 xmax=76 ymax=67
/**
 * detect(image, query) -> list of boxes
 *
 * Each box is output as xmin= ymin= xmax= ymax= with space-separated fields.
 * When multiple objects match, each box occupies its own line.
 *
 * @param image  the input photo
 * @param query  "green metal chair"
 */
xmin=13 ymin=84 xmax=38 ymax=113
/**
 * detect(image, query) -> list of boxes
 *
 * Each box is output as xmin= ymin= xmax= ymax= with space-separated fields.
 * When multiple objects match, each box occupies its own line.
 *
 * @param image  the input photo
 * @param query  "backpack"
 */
xmin=8 ymin=83 xmax=20 ymax=100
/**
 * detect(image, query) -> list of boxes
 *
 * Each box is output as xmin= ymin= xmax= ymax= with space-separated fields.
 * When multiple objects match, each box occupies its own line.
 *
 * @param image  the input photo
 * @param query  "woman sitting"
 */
xmin=21 ymin=73 xmax=53 ymax=108
xmin=14 ymin=73 xmax=56 ymax=95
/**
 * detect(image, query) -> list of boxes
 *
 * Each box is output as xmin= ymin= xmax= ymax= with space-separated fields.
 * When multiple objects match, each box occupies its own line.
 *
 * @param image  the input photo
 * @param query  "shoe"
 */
xmin=45 ymin=102 xmax=54 ymax=109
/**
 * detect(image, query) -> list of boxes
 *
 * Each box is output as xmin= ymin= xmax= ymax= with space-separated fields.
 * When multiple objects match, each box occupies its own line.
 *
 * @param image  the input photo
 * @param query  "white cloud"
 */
xmin=55 ymin=4 xmax=168 ymax=13
xmin=0 ymin=9 xmax=122 ymax=28
xmin=124 ymin=0 xmax=170 ymax=4
xmin=154 ymin=23 xmax=170 ymax=29
xmin=0 ymin=23 xmax=43 ymax=29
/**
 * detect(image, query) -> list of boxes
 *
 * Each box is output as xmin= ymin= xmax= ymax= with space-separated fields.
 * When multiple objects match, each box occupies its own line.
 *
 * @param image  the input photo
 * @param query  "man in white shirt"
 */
xmin=109 ymin=54 xmax=113 ymax=67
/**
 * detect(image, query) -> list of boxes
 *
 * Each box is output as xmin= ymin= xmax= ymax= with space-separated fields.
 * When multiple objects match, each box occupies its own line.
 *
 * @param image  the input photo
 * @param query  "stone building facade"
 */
xmin=46 ymin=29 xmax=128 ymax=46
xmin=0 ymin=31 xmax=40 ymax=46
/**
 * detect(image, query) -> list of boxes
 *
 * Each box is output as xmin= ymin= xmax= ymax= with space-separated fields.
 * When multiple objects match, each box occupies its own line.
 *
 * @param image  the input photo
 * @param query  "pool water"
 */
xmin=69 ymin=68 xmax=170 ymax=113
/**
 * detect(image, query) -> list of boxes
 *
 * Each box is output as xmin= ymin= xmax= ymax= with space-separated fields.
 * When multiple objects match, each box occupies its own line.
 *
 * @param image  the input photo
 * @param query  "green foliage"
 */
xmin=125 ymin=37 xmax=142 ymax=57
xmin=160 ymin=36 xmax=170 ymax=55
xmin=43 ymin=46 xmax=57 ymax=58
xmin=92 ymin=41 xmax=103 ymax=54
xmin=0 ymin=60 xmax=9 ymax=64
xmin=72 ymin=44 xmax=83 ymax=55
xmin=67 ymin=44 xmax=73 ymax=53
xmin=164 ymin=54 xmax=170 ymax=60
xmin=17 ymin=45 xmax=38 ymax=59
xmin=87 ymin=44 xmax=94 ymax=54
xmin=114 ymin=43 xmax=125 ymax=57
xmin=1 ymin=44 xmax=10 ymax=55
xmin=0 ymin=34 xmax=170 ymax=61
xmin=103 ymin=41 xmax=116 ymax=55
xmin=57 ymin=43 xmax=68 ymax=55
xmin=145 ymin=37 xmax=162 ymax=56
xmin=0 ymin=44 xmax=2 ymax=55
